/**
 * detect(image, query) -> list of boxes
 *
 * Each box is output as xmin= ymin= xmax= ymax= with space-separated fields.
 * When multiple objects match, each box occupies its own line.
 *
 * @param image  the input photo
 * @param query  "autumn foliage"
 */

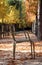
xmin=0 ymin=0 xmax=38 ymax=24
xmin=25 ymin=0 xmax=38 ymax=23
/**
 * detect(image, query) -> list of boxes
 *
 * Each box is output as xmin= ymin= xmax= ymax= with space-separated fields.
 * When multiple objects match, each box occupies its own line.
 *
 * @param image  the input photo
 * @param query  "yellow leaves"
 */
xmin=4 ymin=6 xmax=20 ymax=24
xmin=0 ymin=0 xmax=19 ymax=24
xmin=25 ymin=0 xmax=29 ymax=12
xmin=0 ymin=18 xmax=2 ymax=23
xmin=8 ymin=7 xmax=19 ymax=23
xmin=0 ymin=0 xmax=38 ymax=24
xmin=26 ymin=12 xmax=36 ymax=22
xmin=25 ymin=0 xmax=38 ymax=23
xmin=0 ymin=0 xmax=8 ymax=20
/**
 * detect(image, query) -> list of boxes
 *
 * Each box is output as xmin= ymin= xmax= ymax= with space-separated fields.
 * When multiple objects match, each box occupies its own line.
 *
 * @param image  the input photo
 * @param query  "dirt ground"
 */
xmin=0 ymin=32 xmax=42 ymax=65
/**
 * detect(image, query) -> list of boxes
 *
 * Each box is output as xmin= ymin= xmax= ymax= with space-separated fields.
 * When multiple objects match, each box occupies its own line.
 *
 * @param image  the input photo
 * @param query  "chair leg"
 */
xmin=11 ymin=25 xmax=16 ymax=60
xmin=27 ymin=32 xmax=33 ymax=58
xmin=13 ymin=41 xmax=16 ymax=60
xmin=33 ymin=43 xmax=35 ymax=59
xmin=31 ymin=43 xmax=33 ymax=59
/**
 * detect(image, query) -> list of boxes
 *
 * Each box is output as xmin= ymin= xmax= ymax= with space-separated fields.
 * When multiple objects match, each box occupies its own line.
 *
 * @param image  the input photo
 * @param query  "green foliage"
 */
xmin=20 ymin=2 xmax=26 ymax=27
xmin=7 ymin=0 xmax=15 ymax=6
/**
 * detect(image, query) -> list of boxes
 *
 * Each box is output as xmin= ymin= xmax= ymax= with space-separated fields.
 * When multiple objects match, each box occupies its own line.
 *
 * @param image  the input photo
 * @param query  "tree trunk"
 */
xmin=2 ymin=19 xmax=4 ymax=38
xmin=36 ymin=0 xmax=40 ymax=40
xmin=40 ymin=0 xmax=42 ymax=40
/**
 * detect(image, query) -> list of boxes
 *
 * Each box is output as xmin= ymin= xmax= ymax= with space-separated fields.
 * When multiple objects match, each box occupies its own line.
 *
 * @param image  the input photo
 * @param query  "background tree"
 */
xmin=25 ymin=0 xmax=38 ymax=23
xmin=0 ymin=0 xmax=9 ymax=38
xmin=0 ymin=0 xmax=9 ymax=23
xmin=6 ymin=0 xmax=26 ymax=28
xmin=5 ymin=6 xmax=20 ymax=24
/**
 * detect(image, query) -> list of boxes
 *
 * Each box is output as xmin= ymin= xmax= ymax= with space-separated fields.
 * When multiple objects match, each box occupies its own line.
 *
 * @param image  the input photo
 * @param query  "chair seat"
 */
xmin=15 ymin=38 xmax=29 ymax=43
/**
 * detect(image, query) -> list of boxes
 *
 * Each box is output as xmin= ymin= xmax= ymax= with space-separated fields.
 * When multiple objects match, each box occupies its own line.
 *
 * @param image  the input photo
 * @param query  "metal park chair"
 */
xmin=11 ymin=23 xmax=37 ymax=59
xmin=0 ymin=23 xmax=36 ymax=60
